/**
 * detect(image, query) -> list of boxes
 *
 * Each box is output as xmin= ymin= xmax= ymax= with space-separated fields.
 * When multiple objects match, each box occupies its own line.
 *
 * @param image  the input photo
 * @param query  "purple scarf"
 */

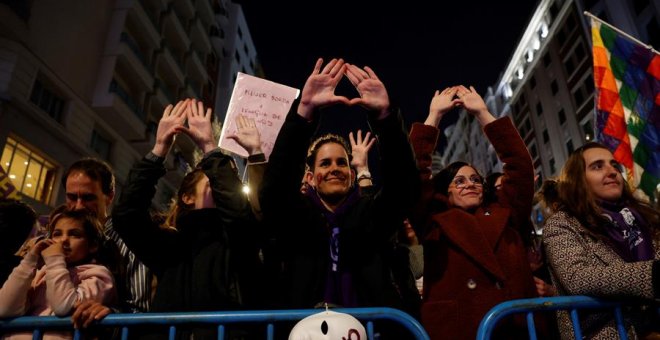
xmin=599 ymin=200 xmax=654 ymax=262
xmin=305 ymin=186 xmax=360 ymax=307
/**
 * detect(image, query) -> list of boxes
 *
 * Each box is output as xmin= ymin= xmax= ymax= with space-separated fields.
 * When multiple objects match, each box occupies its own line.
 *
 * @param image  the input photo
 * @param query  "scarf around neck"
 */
xmin=598 ymin=200 xmax=654 ymax=262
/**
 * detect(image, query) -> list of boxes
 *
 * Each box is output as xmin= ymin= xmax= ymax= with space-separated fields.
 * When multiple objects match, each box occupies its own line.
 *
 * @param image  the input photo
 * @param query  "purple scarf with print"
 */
xmin=599 ymin=200 xmax=654 ymax=262
xmin=305 ymin=186 xmax=361 ymax=307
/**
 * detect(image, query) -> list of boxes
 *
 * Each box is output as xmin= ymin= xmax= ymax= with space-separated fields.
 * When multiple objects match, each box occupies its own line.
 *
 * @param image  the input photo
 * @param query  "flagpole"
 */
xmin=583 ymin=11 xmax=659 ymax=54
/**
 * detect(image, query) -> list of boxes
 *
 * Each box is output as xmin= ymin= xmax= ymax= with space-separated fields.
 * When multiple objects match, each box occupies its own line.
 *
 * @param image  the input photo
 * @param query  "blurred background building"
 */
xmin=0 ymin=0 xmax=259 ymax=214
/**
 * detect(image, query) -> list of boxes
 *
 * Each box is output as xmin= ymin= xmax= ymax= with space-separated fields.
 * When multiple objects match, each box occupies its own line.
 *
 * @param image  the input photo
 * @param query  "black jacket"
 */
xmin=112 ymin=150 xmax=259 ymax=314
xmin=260 ymin=107 xmax=419 ymax=309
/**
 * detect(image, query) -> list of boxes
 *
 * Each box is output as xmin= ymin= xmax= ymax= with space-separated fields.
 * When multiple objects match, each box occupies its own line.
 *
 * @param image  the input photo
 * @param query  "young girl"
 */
xmin=0 ymin=209 xmax=116 ymax=339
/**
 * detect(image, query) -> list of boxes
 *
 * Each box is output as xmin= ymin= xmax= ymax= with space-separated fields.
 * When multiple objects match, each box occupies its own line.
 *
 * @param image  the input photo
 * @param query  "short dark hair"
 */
xmin=305 ymin=134 xmax=352 ymax=171
xmin=0 ymin=198 xmax=37 ymax=253
xmin=62 ymin=158 xmax=115 ymax=195
xmin=433 ymin=161 xmax=482 ymax=195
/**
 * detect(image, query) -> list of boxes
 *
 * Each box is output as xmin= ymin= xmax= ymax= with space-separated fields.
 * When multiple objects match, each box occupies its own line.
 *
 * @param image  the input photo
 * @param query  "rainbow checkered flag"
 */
xmin=591 ymin=17 xmax=660 ymax=200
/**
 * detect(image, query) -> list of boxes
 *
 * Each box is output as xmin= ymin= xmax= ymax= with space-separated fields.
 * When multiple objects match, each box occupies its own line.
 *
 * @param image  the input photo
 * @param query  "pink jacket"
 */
xmin=0 ymin=253 xmax=116 ymax=340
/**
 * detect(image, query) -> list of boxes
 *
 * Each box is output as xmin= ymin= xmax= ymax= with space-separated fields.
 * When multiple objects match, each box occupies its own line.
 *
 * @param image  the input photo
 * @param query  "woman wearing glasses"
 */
xmin=409 ymin=85 xmax=538 ymax=339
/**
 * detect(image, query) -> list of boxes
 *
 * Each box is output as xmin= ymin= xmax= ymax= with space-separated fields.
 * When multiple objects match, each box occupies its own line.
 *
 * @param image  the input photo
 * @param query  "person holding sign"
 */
xmin=112 ymin=99 xmax=263 ymax=339
xmin=260 ymin=58 xmax=419 ymax=311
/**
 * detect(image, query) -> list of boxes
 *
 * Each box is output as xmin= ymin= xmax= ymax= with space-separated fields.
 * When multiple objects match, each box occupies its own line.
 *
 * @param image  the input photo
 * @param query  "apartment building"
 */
xmin=0 ymin=0 xmax=258 ymax=214
xmin=440 ymin=0 xmax=659 ymax=227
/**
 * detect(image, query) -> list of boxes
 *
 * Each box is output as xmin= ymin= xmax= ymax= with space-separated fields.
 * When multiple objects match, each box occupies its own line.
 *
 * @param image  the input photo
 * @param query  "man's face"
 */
xmin=306 ymin=143 xmax=353 ymax=202
xmin=65 ymin=171 xmax=113 ymax=221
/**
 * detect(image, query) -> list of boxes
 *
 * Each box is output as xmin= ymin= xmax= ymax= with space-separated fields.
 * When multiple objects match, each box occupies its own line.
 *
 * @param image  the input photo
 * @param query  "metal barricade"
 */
xmin=476 ymin=295 xmax=630 ymax=340
xmin=0 ymin=307 xmax=430 ymax=340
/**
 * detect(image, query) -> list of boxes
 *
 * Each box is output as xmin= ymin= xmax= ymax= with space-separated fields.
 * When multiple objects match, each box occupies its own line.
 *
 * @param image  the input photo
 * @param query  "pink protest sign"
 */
xmin=219 ymin=72 xmax=299 ymax=159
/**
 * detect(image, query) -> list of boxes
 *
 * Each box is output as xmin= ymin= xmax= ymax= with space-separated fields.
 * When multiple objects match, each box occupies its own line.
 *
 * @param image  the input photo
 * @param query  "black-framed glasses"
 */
xmin=450 ymin=175 xmax=483 ymax=189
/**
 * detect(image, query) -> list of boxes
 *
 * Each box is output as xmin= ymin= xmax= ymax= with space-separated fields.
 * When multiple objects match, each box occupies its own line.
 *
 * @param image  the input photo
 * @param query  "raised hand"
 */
xmin=178 ymin=99 xmax=216 ymax=153
xmin=425 ymin=87 xmax=461 ymax=127
xmin=227 ymin=115 xmax=262 ymax=156
xmin=40 ymin=240 xmax=64 ymax=258
xmin=349 ymin=130 xmax=375 ymax=172
xmin=455 ymin=85 xmax=495 ymax=126
xmin=345 ymin=64 xmax=390 ymax=120
xmin=152 ymin=99 xmax=189 ymax=157
xmin=29 ymin=238 xmax=53 ymax=258
xmin=298 ymin=58 xmax=351 ymax=120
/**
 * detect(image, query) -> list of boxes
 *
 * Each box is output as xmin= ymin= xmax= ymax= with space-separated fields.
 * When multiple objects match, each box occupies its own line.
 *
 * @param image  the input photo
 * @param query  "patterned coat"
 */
xmin=543 ymin=211 xmax=660 ymax=339
xmin=410 ymin=117 xmax=537 ymax=340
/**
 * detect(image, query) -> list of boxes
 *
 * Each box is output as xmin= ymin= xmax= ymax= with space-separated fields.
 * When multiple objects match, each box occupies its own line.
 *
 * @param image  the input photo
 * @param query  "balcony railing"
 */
xmin=109 ymin=80 xmax=146 ymax=120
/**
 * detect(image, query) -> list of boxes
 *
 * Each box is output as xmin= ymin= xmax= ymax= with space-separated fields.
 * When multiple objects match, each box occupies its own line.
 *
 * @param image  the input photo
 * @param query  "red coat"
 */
xmin=410 ymin=117 xmax=537 ymax=340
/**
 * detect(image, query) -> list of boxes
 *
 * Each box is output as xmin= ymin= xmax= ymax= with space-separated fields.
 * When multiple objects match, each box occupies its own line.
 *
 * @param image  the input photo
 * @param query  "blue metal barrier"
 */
xmin=0 ymin=307 xmax=430 ymax=340
xmin=476 ymin=296 xmax=631 ymax=340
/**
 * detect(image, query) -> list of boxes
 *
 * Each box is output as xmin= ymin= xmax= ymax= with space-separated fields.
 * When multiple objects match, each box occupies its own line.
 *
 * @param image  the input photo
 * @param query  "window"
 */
xmin=237 ymin=27 xmax=243 ymax=39
xmin=530 ymin=76 xmax=536 ymax=89
xmin=543 ymin=53 xmax=552 ymax=68
xmin=551 ymin=80 xmax=559 ymax=95
xmin=90 ymin=130 xmax=112 ymax=160
xmin=30 ymin=78 xmax=65 ymax=122
xmin=243 ymin=43 xmax=249 ymax=55
xmin=536 ymin=102 xmax=543 ymax=116
xmin=566 ymin=139 xmax=574 ymax=153
xmin=549 ymin=158 xmax=556 ymax=174
xmin=235 ymin=50 xmax=241 ymax=63
xmin=582 ymin=120 xmax=594 ymax=141
xmin=530 ymin=143 xmax=538 ymax=159
xmin=572 ymin=88 xmax=584 ymax=107
xmin=633 ymin=0 xmax=649 ymax=15
xmin=1 ymin=137 xmax=56 ymax=203
xmin=558 ymin=108 xmax=567 ymax=125
xmin=543 ymin=129 xmax=549 ymax=144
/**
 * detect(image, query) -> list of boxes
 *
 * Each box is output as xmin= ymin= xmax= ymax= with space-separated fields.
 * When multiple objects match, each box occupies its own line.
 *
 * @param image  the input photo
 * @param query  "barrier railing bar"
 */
xmin=526 ymin=311 xmax=537 ymax=340
xmin=266 ymin=323 xmax=274 ymax=340
xmin=168 ymin=325 xmax=176 ymax=340
xmin=121 ymin=326 xmax=129 ymax=340
xmin=3 ymin=307 xmax=429 ymax=340
xmin=614 ymin=307 xmax=628 ymax=340
xmin=31 ymin=328 xmax=41 ymax=340
xmin=570 ymin=308 xmax=582 ymax=339
xmin=217 ymin=324 xmax=225 ymax=340
xmin=476 ymin=296 xmax=629 ymax=340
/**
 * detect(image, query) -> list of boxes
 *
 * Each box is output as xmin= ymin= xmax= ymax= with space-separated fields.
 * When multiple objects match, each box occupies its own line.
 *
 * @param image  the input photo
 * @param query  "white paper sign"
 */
xmin=219 ymin=72 xmax=300 ymax=159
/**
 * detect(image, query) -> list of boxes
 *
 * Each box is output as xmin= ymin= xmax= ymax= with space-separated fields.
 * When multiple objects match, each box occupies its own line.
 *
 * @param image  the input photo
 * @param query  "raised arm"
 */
xmin=227 ymin=115 xmax=265 ymax=220
xmin=0 ymin=242 xmax=47 ymax=317
xmin=345 ymin=63 xmax=391 ymax=120
xmin=112 ymin=100 xmax=189 ymax=269
xmin=349 ymin=130 xmax=375 ymax=188
xmin=463 ymin=85 xmax=533 ymax=232
xmin=41 ymin=250 xmax=115 ymax=317
xmin=297 ymin=58 xmax=351 ymax=121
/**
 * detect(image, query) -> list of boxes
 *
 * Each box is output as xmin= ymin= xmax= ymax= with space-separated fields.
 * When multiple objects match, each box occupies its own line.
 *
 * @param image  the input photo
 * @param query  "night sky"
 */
xmin=238 ymin=1 xmax=537 ymax=147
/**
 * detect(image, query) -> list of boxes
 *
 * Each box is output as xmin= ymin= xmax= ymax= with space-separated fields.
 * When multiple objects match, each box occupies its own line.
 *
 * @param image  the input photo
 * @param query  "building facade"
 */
xmin=0 ymin=0 xmax=258 ymax=214
xmin=440 ymin=0 xmax=660 ymax=226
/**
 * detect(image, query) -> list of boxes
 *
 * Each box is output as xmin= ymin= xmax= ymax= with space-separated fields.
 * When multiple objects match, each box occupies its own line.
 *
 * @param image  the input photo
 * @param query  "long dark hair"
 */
xmin=551 ymin=142 xmax=660 ymax=240
xmin=163 ymin=169 xmax=207 ymax=230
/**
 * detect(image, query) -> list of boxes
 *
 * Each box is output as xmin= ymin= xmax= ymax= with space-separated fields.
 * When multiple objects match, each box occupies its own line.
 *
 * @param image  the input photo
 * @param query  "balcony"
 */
xmin=173 ymin=0 xmax=195 ymax=23
xmin=92 ymin=80 xmax=146 ymax=141
xmin=195 ymin=0 xmax=214 ymax=26
xmin=163 ymin=8 xmax=191 ymax=51
xmin=186 ymin=50 xmax=208 ymax=84
xmin=189 ymin=17 xmax=212 ymax=54
xmin=156 ymin=46 xmax=185 ymax=87
xmin=129 ymin=1 xmax=160 ymax=48
xmin=118 ymin=33 xmax=154 ymax=89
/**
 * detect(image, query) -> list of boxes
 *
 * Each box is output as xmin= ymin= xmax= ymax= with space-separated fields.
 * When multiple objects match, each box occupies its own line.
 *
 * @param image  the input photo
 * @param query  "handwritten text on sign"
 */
xmin=219 ymin=72 xmax=299 ymax=159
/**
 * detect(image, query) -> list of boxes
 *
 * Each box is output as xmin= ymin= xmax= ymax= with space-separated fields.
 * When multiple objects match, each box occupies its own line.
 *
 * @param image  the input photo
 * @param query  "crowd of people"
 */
xmin=0 ymin=57 xmax=658 ymax=339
